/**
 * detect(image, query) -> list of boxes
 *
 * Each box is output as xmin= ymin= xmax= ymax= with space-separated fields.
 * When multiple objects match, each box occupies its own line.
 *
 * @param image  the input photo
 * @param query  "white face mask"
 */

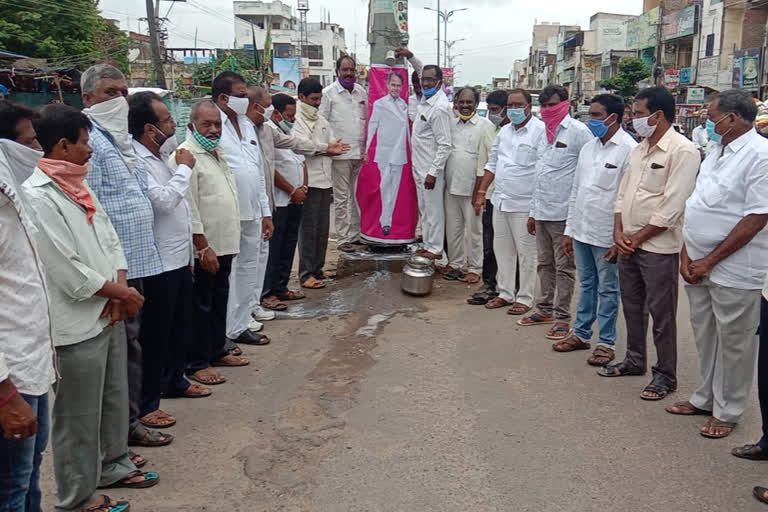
xmin=632 ymin=113 xmax=658 ymax=138
xmin=263 ymin=105 xmax=275 ymax=120
xmin=159 ymin=133 xmax=179 ymax=159
xmin=227 ymin=95 xmax=249 ymax=116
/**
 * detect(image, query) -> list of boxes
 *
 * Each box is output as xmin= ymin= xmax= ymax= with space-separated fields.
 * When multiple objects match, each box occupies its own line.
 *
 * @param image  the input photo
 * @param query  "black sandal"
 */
xmin=443 ymin=268 xmax=465 ymax=281
xmin=733 ymin=444 xmax=768 ymax=461
xmin=596 ymin=361 xmax=645 ymax=378
xmin=102 ymin=470 xmax=159 ymax=489
xmin=640 ymin=376 xmax=676 ymax=401
xmin=754 ymin=486 xmax=768 ymax=504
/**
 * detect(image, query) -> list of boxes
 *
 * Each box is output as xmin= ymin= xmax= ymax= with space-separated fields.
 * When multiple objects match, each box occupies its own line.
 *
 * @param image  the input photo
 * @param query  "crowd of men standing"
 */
xmin=3 ymin=45 xmax=768 ymax=510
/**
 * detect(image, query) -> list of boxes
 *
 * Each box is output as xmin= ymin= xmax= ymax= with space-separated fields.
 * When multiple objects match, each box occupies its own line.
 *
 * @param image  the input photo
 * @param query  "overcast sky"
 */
xmin=100 ymin=0 xmax=642 ymax=85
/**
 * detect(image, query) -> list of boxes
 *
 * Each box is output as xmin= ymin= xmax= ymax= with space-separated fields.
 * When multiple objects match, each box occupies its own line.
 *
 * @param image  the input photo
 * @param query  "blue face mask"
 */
xmin=587 ymin=116 xmax=616 ymax=138
xmin=706 ymin=115 xmax=730 ymax=143
xmin=422 ymin=86 xmax=439 ymax=98
xmin=507 ymin=108 xmax=527 ymax=125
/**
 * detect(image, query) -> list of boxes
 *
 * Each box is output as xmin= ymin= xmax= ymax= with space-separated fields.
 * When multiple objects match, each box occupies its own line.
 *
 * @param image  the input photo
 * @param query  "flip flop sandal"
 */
xmin=128 ymin=429 xmax=174 ymax=448
xmin=701 ymin=419 xmax=737 ymax=439
xmin=276 ymin=290 xmax=306 ymax=301
xmin=517 ymin=313 xmax=555 ymax=326
xmin=164 ymin=383 xmax=212 ymax=398
xmin=443 ymin=269 xmax=464 ymax=281
xmin=212 ymin=356 xmax=250 ymax=367
xmin=261 ymin=298 xmax=288 ymax=311
xmin=78 ymin=495 xmax=130 ymax=512
xmin=139 ymin=411 xmax=176 ymax=429
xmin=103 ymin=470 xmax=160 ymax=489
xmin=188 ymin=370 xmax=227 ymax=386
xmin=733 ymin=444 xmax=768 ymax=460
xmin=323 ymin=270 xmax=337 ymax=278
xmin=545 ymin=325 xmax=572 ymax=341
xmin=301 ymin=277 xmax=326 ymax=289
xmin=640 ymin=379 xmax=676 ymax=401
xmin=754 ymin=487 xmax=768 ymax=504
xmin=506 ymin=303 xmax=531 ymax=315
xmin=460 ymin=273 xmax=481 ymax=284
xmin=128 ymin=451 xmax=147 ymax=469
xmin=467 ymin=293 xmax=490 ymax=305
xmin=665 ymin=400 xmax=712 ymax=416
xmin=484 ymin=297 xmax=511 ymax=309
xmin=229 ymin=346 xmax=243 ymax=356
xmin=596 ymin=361 xmax=645 ymax=378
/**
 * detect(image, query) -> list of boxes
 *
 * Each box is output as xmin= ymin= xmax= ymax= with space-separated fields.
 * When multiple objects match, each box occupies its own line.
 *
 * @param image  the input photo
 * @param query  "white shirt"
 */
xmin=269 ymin=120 xmax=306 ymax=208
xmin=411 ymin=89 xmax=453 ymax=178
xmin=692 ymin=124 xmax=709 ymax=149
xmin=486 ymin=115 xmax=546 ymax=213
xmin=564 ymin=128 xmax=638 ymax=248
xmin=0 ymin=140 xmax=54 ymax=395
xmin=319 ymin=81 xmax=367 ymax=160
xmin=367 ymin=94 xmax=409 ymax=166
xmin=683 ymin=129 xmax=768 ymax=289
xmin=530 ymin=115 xmax=594 ymax=221
xmin=294 ymin=110 xmax=335 ymax=189
xmin=133 ymin=140 xmax=194 ymax=272
xmin=446 ymin=114 xmax=495 ymax=196
xmin=217 ymin=109 xmax=271 ymax=221
xmin=408 ymin=94 xmax=421 ymax=123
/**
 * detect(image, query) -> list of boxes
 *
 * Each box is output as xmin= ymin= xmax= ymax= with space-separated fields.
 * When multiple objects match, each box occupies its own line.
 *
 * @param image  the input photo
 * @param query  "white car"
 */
xmin=477 ymin=101 xmax=488 ymax=118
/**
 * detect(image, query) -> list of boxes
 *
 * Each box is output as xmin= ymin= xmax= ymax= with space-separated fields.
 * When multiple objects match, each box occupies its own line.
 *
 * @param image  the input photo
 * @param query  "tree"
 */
xmin=0 ymin=0 xmax=128 ymax=69
xmin=599 ymin=57 xmax=651 ymax=103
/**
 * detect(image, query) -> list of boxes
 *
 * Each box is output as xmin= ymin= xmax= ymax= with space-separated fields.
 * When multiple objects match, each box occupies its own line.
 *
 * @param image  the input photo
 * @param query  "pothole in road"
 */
xmin=238 ymin=271 xmax=426 ymax=493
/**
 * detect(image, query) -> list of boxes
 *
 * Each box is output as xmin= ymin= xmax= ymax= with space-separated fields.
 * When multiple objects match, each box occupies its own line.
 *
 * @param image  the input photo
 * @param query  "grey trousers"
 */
xmin=298 ymin=187 xmax=332 ymax=283
xmin=687 ymin=281 xmax=761 ymax=422
xmin=619 ymin=249 xmax=679 ymax=386
xmin=534 ymin=220 xmax=575 ymax=321
xmin=52 ymin=324 xmax=137 ymax=511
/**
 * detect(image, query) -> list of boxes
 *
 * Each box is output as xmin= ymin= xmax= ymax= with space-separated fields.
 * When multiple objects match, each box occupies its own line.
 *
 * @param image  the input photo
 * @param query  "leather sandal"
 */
xmin=596 ymin=360 xmax=645 ymax=378
xmin=733 ymin=444 xmax=768 ymax=460
xmin=587 ymin=346 xmax=615 ymax=366
xmin=552 ymin=335 xmax=590 ymax=352
xmin=665 ymin=400 xmax=712 ymax=416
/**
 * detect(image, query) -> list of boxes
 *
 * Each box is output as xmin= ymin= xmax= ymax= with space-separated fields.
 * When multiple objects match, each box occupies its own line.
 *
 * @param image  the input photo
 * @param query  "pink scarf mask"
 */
xmin=540 ymin=100 xmax=571 ymax=144
xmin=37 ymin=158 xmax=96 ymax=224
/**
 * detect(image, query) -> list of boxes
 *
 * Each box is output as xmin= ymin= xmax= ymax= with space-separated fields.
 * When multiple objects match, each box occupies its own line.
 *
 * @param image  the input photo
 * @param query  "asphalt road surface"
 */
xmin=40 ymin=270 xmax=768 ymax=511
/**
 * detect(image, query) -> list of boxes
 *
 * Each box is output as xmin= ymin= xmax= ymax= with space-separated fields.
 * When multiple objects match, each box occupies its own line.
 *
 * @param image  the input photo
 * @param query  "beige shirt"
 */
xmin=445 ymin=114 xmax=496 ymax=196
xmin=24 ymin=167 xmax=128 ymax=347
xmin=478 ymin=123 xmax=502 ymax=199
xmin=319 ymin=81 xmax=367 ymax=160
xmin=294 ymin=109 xmax=335 ymax=189
xmin=172 ymin=137 xmax=241 ymax=256
xmin=614 ymin=127 xmax=699 ymax=254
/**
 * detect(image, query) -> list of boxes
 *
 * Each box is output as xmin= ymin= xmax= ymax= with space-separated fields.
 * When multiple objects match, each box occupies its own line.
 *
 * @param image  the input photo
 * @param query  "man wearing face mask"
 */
xmin=520 ymin=85 xmax=593 ymax=342
xmin=80 ymin=64 xmax=168 ymax=451
xmin=467 ymin=90 xmax=509 ymax=305
xmin=366 ymin=71 xmax=409 ymax=236
xmin=128 ymin=92 xmax=212 ymax=431
xmin=472 ymin=88 xmax=545 ymax=315
xmin=211 ymin=71 xmax=273 ymax=349
xmin=667 ymin=89 xmax=768 ymax=439
xmin=558 ymin=94 xmax=637 ymax=366
xmin=598 ymin=87 xmax=699 ymax=402
xmin=319 ymin=55 xmax=366 ymax=253
xmin=172 ymin=100 xmax=249 ymax=387
xmin=394 ymin=46 xmax=453 ymax=260
xmin=443 ymin=86 xmax=495 ymax=283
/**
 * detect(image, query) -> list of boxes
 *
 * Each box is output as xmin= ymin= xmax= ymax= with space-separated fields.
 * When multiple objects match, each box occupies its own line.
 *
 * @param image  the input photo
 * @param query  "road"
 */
xmin=40 ymin=268 xmax=767 ymax=511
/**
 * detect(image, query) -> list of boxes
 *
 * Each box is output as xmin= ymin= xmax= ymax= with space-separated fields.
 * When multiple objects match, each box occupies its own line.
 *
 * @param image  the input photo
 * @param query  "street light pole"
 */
xmin=425 ymin=6 xmax=467 ymax=67
xmin=436 ymin=0 xmax=440 ymax=68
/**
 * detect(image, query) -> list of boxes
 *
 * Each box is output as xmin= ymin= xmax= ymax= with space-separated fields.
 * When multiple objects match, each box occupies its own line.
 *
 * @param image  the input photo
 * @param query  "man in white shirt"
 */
xmin=366 ymin=71 xmax=409 ymax=236
xmin=443 ymin=87 xmax=495 ymax=283
xmin=395 ymin=47 xmax=453 ymax=260
xmin=319 ymin=55 xmax=366 ymax=252
xmin=691 ymin=110 xmax=710 ymax=158
xmin=211 ymin=72 xmax=274 ymax=347
xmin=0 ymin=104 xmax=54 ymax=512
xmin=172 ymin=100 xmax=250 ymax=387
xmin=666 ymin=90 xmax=768 ymax=438
xmin=558 ymin=94 xmax=637 ymax=366
xmin=473 ymin=88 xmax=545 ymax=314
xmin=128 ymin=92 xmax=212 ymax=427
xmin=520 ymin=85 xmax=594 ymax=341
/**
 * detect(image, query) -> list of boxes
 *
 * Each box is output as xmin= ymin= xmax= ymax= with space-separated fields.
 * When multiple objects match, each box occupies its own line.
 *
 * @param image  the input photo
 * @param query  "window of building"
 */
xmin=272 ymin=22 xmax=281 ymax=30
xmin=309 ymin=74 xmax=321 ymax=82
xmin=274 ymin=43 xmax=294 ymax=58
xmin=705 ymin=34 xmax=715 ymax=57
xmin=308 ymin=61 xmax=323 ymax=67
xmin=302 ymin=45 xmax=323 ymax=60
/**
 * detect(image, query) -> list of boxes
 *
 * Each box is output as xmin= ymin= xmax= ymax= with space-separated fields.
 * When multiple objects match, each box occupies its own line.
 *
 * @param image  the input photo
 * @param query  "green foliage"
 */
xmin=598 ymin=58 xmax=651 ymax=102
xmin=0 ymin=0 xmax=128 ymax=69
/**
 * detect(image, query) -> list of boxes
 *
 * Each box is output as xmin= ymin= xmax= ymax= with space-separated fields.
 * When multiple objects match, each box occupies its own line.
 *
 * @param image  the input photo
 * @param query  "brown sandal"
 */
xmin=587 ymin=346 xmax=615 ymax=366
xmin=460 ymin=272 xmax=481 ymax=284
xmin=665 ymin=400 xmax=712 ymax=416
xmin=301 ymin=276 xmax=326 ymax=289
xmin=552 ymin=335 xmax=590 ymax=352
xmin=212 ymin=354 xmax=250 ymax=367
xmin=261 ymin=296 xmax=287 ymax=311
xmin=507 ymin=302 xmax=531 ymax=315
xmin=276 ymin=290 xmax=305 ymax=301
xmin=485 ymin=297 xmax=510 ymax=309
xmin=139 ymin=410 xmax=176 ymax=429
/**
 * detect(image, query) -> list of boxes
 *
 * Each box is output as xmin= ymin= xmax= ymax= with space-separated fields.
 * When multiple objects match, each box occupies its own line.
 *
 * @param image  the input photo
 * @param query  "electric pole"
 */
xmin=146 ymin=0 xmax=166 ymax=87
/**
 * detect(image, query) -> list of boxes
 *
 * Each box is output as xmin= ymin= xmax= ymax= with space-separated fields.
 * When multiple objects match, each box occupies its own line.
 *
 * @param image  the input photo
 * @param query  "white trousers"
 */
xmin=226 ymin=219 xmax=269 ymax=339
xmin=493 ymin=210 xmax=537 ymax=305
xmin=332 ymin=159 xmax=361 ymax=244
xmin=379 ymin=163 xmax=404 ymax=229
xmin=444 ymin=192 xmax=482 ymax=274
xmin=414 ymin=172 xmax=445 ymax=255
xmin=687 ymin=281 xmax=761 ymax=422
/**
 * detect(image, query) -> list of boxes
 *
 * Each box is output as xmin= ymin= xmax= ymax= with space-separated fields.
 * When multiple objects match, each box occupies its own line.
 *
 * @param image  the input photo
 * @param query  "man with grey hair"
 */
xmin=666 ymin=89 xmax=768 ymax=439
xmin=81 ymin=64 xmax=170 ymax=452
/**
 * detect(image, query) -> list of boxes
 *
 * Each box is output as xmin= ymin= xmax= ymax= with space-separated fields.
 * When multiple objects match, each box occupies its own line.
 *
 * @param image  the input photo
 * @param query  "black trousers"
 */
xmin=139 ymin=266 xmax=193 ymax=416
xmin=298 ymin=187 xmax=331 ymax=283
xmin=126 ymin=278 xmax=143 ymax=434
xmin=187 ymin=255 xmax=233 ymax=374
xmin=758 ymin=298 xmax=768 ymax=449
xmin=482 ymin=200 xmax=498 ymax=291
xmin=263 ymin=203 xmax=303 ymax=298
